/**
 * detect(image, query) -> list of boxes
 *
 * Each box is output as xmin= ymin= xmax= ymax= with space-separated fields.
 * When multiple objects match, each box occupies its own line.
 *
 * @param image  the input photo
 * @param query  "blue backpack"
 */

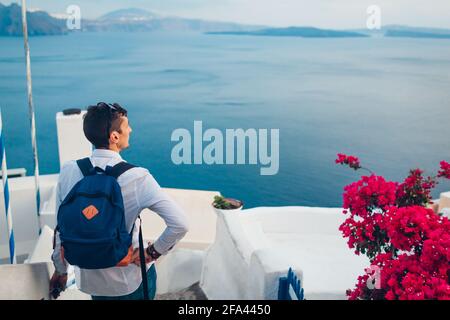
xmin=56 ymin=158 xmax=137 ymax=269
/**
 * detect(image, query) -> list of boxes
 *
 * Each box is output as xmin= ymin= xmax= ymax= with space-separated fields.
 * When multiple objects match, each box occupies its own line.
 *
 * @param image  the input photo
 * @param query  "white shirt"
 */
xmin=51 ymin=149 xmax=189 ymax=296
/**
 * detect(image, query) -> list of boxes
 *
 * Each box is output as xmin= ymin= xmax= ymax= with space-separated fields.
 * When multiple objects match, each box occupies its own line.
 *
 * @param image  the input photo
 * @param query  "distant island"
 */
xmin=0 ymin=3 xmax=262 ymax=36
xmin=0 ymin=2 xmax=66 ymax=36
xmin=385 ymin=30 xmax=450 ymax=39
xmin=83 ymin=8 xmax=264 ymax=33
xmin=207 ymin=27 xmax=368 ymax=38
xmin=1 ymin=2 xmax=450 ymax=40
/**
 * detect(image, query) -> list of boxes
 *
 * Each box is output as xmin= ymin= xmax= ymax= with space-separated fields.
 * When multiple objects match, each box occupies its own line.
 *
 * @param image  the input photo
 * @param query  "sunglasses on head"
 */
xmin=95 ymin=102 xmax=127 ymax=138
xmin=96 ymin=102 xmax=127 ymax=116
xmin=97 ymin=102 xmax=116 ymax=111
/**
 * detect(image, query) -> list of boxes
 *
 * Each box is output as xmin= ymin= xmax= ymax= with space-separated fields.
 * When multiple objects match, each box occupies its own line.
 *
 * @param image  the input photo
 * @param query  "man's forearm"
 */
xmin=153 ymin=226 xmax=188 ymax=255
xmin=150 ymin=198 xmax=189 ymax=255
xmin=52 ymin=231 xmax=68 ymax=274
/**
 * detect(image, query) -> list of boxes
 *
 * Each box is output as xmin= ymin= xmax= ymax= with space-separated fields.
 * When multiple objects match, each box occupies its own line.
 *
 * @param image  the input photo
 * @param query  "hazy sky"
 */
xmin=3 ymin=0 xmax=450 ymax=29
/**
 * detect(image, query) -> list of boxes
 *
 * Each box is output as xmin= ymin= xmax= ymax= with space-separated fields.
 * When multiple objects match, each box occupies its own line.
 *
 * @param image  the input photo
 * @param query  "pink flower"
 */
xmin=384 ymin=206 xmax=441 ymax=251
xmin=335 ymin=153 xmax=362 ymax=170
xmin=337 ymin=155 xmax=450 ymax=300
xmin=340 ymin=175 xmax=397 ymax=259
xmin=396 ymin=169 xmax=436 ymax=207
xmin=438 ymin=161 xmax=450 ymax=179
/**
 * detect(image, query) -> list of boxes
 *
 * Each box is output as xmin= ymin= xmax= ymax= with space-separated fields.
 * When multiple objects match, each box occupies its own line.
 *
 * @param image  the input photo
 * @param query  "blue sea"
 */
xmin=0 ymin=32 xmax=450 ymax=208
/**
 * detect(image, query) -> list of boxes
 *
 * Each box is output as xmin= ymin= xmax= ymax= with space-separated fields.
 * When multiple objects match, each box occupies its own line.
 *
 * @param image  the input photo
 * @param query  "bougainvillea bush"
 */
xmin=336 ymin=154 xmax=450 ymax=300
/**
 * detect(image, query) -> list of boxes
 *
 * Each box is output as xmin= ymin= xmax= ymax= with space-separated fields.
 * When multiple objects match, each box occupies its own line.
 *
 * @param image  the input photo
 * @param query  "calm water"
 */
xmin=0 ymin=32 xmax=449 ymax=208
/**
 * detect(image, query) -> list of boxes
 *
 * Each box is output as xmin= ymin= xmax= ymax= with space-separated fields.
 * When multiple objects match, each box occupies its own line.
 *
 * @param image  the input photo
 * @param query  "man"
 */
xmin=50 ymin=102 xmax=189 ymax=300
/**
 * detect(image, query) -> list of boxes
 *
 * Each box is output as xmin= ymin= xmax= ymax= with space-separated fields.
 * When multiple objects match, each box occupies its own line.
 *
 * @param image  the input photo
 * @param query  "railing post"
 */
xmin=278 ymin=267 xmax=304 ymax=300
xmin=278 ymin=276 xmax=288 ymax=300
xmin=0 ymin=108 xmax=16 ymax=264
xmin=21 ymin=0 xmax=42 ymax=235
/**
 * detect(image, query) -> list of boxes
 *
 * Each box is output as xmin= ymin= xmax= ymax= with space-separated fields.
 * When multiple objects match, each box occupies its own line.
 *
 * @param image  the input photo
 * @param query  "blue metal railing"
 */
xmin=278 ymin=268 xmax=304 ymax=300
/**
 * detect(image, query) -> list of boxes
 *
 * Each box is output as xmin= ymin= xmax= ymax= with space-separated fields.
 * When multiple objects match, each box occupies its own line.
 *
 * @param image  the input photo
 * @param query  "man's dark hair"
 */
xmin=83 ymin=102 xmax=128 ymax=149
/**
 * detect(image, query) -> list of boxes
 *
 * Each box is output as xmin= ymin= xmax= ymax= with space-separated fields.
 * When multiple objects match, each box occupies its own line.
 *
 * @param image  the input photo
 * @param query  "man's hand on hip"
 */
xmin=131 ymin=245 xmax=153 ymax=266
xmin=49 ymin=271 xmax=68 ymax=299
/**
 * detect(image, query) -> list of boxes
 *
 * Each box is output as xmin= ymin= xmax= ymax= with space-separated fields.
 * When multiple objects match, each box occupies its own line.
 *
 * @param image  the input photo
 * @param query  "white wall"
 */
xmin=0 ymin=175 xmax=58 ymax=260
xmin=56 ymin=111 xmax=92 ymax=169
xmin=201 ymin=206 xmax=369 ymax=300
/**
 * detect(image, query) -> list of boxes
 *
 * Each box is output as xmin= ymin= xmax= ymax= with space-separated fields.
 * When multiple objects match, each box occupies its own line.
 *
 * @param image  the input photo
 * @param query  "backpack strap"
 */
xmin=107 ymin=162 xmax=137 ymax=179
xmin=76 ymin=158 xmax=94 ymax=177
xmin=138 ymin=216 xmax=149 ymax=300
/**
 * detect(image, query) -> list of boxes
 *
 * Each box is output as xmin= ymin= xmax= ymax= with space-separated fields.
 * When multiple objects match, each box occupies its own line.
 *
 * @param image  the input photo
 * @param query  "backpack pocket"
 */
xmin=61 ymin=235 xmax=130 ymax=269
